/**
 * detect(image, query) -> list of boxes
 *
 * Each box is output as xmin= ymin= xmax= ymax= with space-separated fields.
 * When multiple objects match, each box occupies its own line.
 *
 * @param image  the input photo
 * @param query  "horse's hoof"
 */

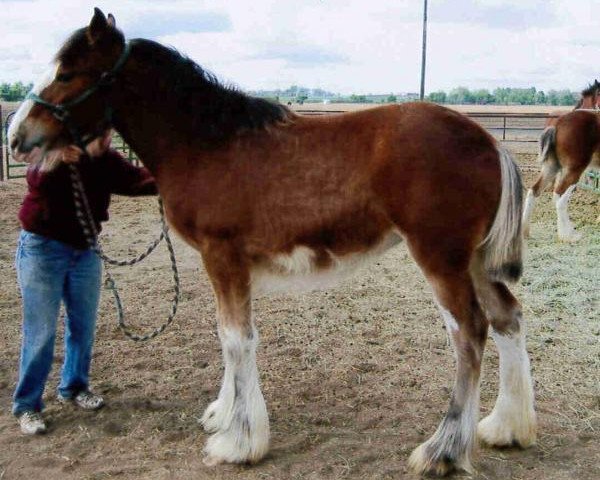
xmin=203 ymin=454 xmax=223 ymax=467
xmin=202 ymin=421 xmax=269 ymax=467
xmin=478 ymin=413 xmax=537 ymax=448
xmin=558 ymin=232 xmax=582 ymax=243
xmin=408 ymin=442 xmax=473 ymax=477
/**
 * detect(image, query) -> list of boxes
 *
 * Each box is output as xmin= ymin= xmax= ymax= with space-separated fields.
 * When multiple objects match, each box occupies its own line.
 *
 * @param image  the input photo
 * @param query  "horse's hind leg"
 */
xmin=553 ymin=166 xmax=586 ymax=242
xmin=199 ymin=241 xmax=269 ymax=465
xmin=408 ymin=257 xmax=488 ymax=475
xmin=472 ymin=265 xmax=536 ymax=447
xmin=523 ymin=162 xmax=559 ymax=238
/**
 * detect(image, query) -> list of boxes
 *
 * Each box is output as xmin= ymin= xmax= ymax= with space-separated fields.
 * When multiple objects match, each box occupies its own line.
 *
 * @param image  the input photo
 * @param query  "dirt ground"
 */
xmin=0 ymin=155 xmax=598 ymax=480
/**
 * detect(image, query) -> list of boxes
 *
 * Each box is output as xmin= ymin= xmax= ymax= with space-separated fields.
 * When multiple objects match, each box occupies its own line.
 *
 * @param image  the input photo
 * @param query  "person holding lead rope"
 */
xmin=13 ymin=129 xmax=156 ymax=435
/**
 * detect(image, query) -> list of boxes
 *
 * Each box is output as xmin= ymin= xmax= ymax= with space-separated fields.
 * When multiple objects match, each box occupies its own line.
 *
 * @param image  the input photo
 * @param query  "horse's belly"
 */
xmin=250 ymin=232 xmax=401 ymax=296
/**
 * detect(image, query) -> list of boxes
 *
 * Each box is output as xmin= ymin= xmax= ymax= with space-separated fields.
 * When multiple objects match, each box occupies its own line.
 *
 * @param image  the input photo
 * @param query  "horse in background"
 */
xmin=8 ymin=9 xmax=536 ymax=476
xmin=544 ymin=79 xmax=600 ymax=128
xmin=523 ymin=109 xmax=600 ymax=241
xmin=573 ymin=80 xmax=600 ymax=109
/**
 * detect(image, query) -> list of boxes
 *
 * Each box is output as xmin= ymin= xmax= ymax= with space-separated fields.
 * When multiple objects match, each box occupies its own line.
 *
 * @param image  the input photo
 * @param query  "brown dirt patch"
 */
xmin=0 ymin=155 xmax=598 ymax=480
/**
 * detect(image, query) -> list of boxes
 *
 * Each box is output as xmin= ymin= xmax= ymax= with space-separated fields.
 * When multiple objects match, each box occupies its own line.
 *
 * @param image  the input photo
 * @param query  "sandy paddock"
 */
xmin=0 ymin=152 xmax=598 ymax=480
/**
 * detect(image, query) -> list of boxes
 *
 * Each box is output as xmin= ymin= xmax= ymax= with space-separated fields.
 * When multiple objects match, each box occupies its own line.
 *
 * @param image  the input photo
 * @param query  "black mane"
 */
xmin=580 ymin=80 xmax=600 ymax=97
xmin=123 ymin=39 xmax=292 ymax=147
xmin=573 ymin=80 xmax=599 ymax=109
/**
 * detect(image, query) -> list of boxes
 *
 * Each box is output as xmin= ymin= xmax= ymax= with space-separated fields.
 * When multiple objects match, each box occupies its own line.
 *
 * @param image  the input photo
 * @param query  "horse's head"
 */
xmin=8 ymin=8 xmax=126 ymax=167
xmin=594 ymin=79 xmax=600 ymax=109
xmin=578 ymin=79 xmax=600 ymax=110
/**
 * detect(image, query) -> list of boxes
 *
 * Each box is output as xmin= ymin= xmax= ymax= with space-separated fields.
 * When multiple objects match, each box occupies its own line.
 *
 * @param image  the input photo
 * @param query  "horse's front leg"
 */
xmin=199 ymin=240 xmax=269 ymax=465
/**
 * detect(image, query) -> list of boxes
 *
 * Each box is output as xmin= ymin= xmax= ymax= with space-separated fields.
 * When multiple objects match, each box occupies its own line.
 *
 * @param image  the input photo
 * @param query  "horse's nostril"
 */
xmin=10 ymin=136 xmax=19 ymax=151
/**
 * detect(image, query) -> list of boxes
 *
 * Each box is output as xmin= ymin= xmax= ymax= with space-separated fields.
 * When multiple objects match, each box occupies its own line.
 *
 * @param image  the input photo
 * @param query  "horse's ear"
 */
xmin=107 ymin=13 xmax=116 ymax=29
xmin=87 ymin=7 xmax=108 ymax=44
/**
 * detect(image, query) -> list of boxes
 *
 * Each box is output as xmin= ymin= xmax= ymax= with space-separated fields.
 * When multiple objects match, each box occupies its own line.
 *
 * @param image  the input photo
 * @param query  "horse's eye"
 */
xmin=56 ymin=72 xmax=75 ymax=83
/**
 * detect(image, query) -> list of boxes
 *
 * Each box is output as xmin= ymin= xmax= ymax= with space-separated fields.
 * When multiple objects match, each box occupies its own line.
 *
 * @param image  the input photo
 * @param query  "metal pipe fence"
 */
xmin=296 ymin=109 xmax=555 ymax=145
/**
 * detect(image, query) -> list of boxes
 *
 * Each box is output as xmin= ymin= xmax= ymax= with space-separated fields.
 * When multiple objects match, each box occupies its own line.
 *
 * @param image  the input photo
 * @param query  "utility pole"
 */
xmin=420 ymin=0 xmax=428 ymax=101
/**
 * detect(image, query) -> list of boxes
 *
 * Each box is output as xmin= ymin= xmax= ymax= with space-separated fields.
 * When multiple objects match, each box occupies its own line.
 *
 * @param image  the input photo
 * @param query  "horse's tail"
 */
xmin=480 ymin=147 xmax=524 ymax=283
xmin=538 ymin=127 xmax=558 ymax=167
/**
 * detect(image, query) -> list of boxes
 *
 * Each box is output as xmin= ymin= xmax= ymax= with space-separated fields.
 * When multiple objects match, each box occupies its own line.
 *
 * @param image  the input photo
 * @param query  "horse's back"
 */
xmin=555 ymin=110 xmax=600 ymax=161
xmin=352 ymin=103 xmax=502 ymax=243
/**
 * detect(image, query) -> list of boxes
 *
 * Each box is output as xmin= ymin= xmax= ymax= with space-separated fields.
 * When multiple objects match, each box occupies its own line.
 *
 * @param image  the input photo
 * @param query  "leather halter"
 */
xmin=26 ymin=42 xmax=132 ymax=147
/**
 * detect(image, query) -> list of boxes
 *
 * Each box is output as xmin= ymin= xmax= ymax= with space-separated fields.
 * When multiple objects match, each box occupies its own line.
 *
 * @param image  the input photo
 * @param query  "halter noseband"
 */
xmin=26 ymin=42 xmax=132 ymax=147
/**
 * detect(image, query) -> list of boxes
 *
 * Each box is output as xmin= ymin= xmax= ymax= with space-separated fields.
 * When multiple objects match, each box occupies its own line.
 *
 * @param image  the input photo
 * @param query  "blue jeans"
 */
xmin=13 ymin=230 xmax=101 ymax=416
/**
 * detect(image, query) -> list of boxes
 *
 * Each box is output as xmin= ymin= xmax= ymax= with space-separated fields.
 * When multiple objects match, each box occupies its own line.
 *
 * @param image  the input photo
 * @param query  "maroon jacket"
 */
xmin=19 ymin=149 xmax=157 ymax=249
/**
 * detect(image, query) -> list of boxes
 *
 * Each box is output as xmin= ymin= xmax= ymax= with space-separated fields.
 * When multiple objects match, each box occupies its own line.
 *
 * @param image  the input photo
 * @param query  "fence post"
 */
xmin=502 ymin=115 xmax=506 ymax=141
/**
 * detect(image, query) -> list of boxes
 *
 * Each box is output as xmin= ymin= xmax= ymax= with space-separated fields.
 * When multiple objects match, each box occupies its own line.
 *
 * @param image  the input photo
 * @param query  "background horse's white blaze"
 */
xmin=478 ymin=328 xmax=536 ymax=447
xmin=200 ymin=326 xmax=269 ymax=465
xmin=8 ymin=63 xmax=58 ymax=161
xmin=250 ymin=232 xmax=401 ymax=296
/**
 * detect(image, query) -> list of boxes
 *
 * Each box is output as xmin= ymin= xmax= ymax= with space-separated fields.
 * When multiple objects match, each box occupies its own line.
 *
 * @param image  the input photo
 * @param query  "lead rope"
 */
xmin=68 ymin=162 xmax=180 ymax=341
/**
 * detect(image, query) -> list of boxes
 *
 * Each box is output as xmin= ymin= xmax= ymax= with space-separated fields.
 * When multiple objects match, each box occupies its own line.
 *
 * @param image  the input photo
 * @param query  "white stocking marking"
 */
xmin=522 ymin=189 xmax=536 ymax=237
xmin=478 ymin=328 xmax=536 ymax=447
xmin=554 ymin=185 xmax=581 ymax=241
xmin=201 ymin=326 xmax=269 ymax=465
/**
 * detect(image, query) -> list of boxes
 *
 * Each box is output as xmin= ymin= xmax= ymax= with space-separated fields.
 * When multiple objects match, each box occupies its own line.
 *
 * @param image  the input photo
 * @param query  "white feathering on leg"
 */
xmin=478 ymin=328 xmax=536 ymax=447
xmin=202 ymin=326 xmax=269 ymax=465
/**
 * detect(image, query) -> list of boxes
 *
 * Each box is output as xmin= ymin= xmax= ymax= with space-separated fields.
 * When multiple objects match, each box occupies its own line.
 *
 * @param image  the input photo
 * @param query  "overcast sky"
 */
xmin=1 ymin=0 xmax=598 ymax=94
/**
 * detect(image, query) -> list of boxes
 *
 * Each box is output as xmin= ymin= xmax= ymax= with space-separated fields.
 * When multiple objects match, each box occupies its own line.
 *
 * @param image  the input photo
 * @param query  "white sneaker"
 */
xmin=19 ymin=411 xmax=47 ymax=435
xmin=58 ymin=390 xmax=105 ymax=410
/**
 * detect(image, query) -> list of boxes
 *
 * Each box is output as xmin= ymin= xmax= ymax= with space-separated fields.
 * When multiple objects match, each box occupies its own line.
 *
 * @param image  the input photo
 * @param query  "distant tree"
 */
xmin=472 ymin=89 xmax=493 ymax=104
xmin=427 ymin=91 xmax=447 ymax=103
xmin=0 ymin=81 xmax=32 ymax=101
xmin=250 ymin=84 xmax=580 ymax=107
xmin=446 ymin=87 xmax=474 ymax=104
xmin=283 ymin=85 xmax=299 ymax=97
xmin=297 ymin=87 xmax=310 ymax=97
xmin=534 ymin=90 xmax=546 ymax=104
xmin=507 ymin=87 xmax=537 ymax=105
xmin=545 ymin=89 xmax=576 ymax=106
xmin=558 ymin=89 xmax=578 ymax=105
xmin=349 ymin=94 xmax=370 ymax=103
xmin=492 ymin=87 xmax=510 ymax=105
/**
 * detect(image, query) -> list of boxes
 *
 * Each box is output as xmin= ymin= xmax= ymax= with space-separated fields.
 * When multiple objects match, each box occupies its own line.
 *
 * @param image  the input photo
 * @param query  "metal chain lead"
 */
xmin=68 ymin=162 xmax=181 ymax=341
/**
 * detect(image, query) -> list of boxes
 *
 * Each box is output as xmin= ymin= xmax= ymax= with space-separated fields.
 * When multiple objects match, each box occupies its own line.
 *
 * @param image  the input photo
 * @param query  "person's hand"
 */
xmin=61 ymin=145 xmax=84 ymax=163
xmin=86 ymin=130 xmax=113 ymax=157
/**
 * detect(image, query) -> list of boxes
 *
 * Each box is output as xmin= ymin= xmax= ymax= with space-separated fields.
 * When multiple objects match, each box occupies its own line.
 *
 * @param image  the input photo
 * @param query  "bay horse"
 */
xmin=8 ymin=9 xmax=536 ymax=476
xmin=523 ymin=109 xmax=600 ymax=241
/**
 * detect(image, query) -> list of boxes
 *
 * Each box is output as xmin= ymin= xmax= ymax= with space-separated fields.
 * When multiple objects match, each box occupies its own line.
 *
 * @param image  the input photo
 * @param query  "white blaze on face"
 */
xmin=8 ymin=63 xmax=58 ymax=158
